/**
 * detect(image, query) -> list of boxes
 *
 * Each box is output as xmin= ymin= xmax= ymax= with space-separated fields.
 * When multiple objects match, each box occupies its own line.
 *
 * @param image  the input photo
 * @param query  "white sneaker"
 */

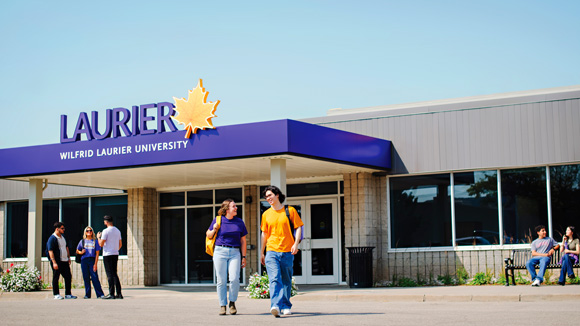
xmin=531 ymin=279 xmax=541 ymax=287
xmin=270 ymin=306 xmax=280 ymax=317
xmin=54 ymin=294 xmax=64 ymax=300
xmin=282 ymin=308 xmax=292 ymax=315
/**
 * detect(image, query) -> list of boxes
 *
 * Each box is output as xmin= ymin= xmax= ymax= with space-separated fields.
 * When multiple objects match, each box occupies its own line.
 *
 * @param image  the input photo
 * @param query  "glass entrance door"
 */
xmin=288 ymin=199 xmax=339 ymax=284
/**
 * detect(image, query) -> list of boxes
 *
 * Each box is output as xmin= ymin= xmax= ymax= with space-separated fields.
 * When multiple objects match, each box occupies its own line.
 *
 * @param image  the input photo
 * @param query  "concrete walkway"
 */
xmin=1 ymin=284 xmax=579 ymax=326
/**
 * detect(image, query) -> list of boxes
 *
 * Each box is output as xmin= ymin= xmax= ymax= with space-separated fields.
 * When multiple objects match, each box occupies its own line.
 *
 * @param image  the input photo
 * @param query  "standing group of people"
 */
xmin=526 ymin=224 xmax=579 ymax=286
xmin=207 ymin=185 xmax=303 ymax=317
xmin=47 ymin=215 xmax=123 ymax=300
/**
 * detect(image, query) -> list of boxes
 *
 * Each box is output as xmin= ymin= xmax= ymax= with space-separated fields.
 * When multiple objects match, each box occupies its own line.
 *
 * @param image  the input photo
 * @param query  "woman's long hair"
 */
xmin=83 ymin=226 xmax=95 ymax=240
xmin=567 ymin=226 xmax=576 ymax=241
xmin=217 ymin=199 xmax=234 ymax=216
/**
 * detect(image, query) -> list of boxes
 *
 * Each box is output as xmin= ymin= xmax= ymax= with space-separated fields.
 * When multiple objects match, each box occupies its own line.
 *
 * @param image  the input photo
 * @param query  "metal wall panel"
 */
xmin=305 ymin=96 xmax=580 ymax=175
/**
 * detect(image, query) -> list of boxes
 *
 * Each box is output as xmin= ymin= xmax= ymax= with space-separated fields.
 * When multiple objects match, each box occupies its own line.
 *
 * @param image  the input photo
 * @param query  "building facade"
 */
xmin=1 ymin=86 xmax=579 ymax=287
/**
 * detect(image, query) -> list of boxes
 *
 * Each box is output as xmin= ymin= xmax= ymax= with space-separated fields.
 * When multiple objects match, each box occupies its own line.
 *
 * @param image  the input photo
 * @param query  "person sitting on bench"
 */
xmin=526 ymin=225 xmax=559 ymax=287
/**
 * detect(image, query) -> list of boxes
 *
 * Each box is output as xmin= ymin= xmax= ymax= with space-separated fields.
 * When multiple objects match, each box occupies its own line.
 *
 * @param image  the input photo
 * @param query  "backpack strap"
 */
xmin=285 ymin=205 xmax=296 ymax=241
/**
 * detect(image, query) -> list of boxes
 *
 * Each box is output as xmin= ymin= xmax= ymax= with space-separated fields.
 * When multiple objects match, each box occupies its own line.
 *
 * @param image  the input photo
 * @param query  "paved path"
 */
xmin=1 ymin=284 xmax=578 ymax=325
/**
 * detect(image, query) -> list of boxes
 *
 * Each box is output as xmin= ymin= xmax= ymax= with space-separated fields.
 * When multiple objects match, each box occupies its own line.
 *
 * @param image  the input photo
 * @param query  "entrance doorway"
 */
xmin=287 ymin=198 xmax=339 ymax=284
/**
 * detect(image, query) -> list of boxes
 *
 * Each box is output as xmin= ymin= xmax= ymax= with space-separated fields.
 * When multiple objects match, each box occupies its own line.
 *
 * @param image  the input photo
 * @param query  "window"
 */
xmin=6 ymin=202 xmax=28 ymax=258
xmin=390 ymin=174 xmax=452 ymax=248
xmin=160 ymin=192 xmax=185 ymax=207
xmin=454 ymin=171 xmax=500 ymax=246
xmin=550 ymin=164 xmax=580 ymax=239
xmin=501 ymin=168 xmax=548 ymax=244
xmin=159 ymin=188 xmax=243 ymax=284
xmin=187 ymin=207 xmax=213 ymax=283
xmin=160 ymin=209 xmax=185 ymax=284
xmin=91 ymin=196 xmax=128 ymax=255
xmin=42 ymin=200 xmax=60 ymax=256
xmin=61 ymin=198 xmax=89 ymax=255
xmin=186 ymin=190 xmax=212 ymax=206
xmin=215 ymin=188 xmax=242 ymax=203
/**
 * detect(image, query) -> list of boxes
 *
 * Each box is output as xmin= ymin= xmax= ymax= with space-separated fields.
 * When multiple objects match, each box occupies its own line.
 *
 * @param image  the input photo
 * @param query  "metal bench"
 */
xmin=504 ymin=249 xmax=579 ymax=286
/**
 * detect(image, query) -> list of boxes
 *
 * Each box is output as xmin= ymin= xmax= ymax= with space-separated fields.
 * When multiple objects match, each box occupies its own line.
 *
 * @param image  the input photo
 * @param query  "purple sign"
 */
xmin=1 ymin=120 xmax=391 ymax=178
xmin=60 ymin=102 xmax=177 ymax=143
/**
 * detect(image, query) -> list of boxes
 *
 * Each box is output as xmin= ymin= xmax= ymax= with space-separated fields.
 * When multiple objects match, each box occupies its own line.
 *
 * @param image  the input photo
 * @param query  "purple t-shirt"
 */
xmin=77 ymin=239 xmax=101 ymax=260
xmin=208 ymin=216 xmax=248 ymax=247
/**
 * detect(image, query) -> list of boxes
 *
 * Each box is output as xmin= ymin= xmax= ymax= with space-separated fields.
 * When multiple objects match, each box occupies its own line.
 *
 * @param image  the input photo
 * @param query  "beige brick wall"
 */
xmin=384 ymin=250 xmax=515 ymax=282
xmin=343 ymin=172 xmax=387 ymax=283
xmin=126 ymin=188 xmax=158 ymax=286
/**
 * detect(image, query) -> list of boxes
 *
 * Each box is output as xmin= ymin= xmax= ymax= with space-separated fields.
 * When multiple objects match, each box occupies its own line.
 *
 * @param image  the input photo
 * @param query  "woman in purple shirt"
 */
xmin=76 ymin=226 xmax=105 ymax=299
xmin=206 ymin=199 xmax=248 ymax=315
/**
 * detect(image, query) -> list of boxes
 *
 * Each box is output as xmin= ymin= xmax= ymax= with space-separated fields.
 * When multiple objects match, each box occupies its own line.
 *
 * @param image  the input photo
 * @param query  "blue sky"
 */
xmin=1 ymin=0 xmax=579 ymax=148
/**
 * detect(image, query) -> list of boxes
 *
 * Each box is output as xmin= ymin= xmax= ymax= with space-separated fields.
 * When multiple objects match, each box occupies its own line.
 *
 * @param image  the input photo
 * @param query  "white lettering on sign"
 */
xmin=58 ymin=141 xmax=189 ymax=161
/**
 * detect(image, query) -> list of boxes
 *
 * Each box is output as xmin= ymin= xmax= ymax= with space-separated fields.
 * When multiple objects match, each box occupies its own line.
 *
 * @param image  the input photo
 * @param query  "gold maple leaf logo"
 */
xmin=172 ymin=79 xmax=220 ymax=138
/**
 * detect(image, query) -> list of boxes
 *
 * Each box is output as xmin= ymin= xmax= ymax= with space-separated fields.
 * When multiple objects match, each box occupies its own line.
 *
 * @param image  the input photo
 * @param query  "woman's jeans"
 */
xmin=213 ymin=246 xmax=241 ymax=306
xmin=265 ymin=251 xmax=294 ymax=310
xmin=559 ymin=254 xmax=575 ymax=283
xmin=81 ymin=257 xmax=104 ymax=298
xmin=526 ymin=256 xmax=551 ymax=283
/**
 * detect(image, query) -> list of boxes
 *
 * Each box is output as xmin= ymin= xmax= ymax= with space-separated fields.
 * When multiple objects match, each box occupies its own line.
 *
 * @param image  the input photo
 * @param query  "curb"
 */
xmin=292 ymin=293 xmax=580 ymax=302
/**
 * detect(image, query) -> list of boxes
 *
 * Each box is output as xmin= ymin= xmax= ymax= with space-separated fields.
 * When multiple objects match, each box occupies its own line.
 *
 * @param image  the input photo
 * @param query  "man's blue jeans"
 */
xmin=526 ymin=256 xmax=551 ymax=283
xmin=213 ymin=246 xmax=241 ymax=306
xmin=265 ymin=251 xmax=294 ymax=310
xmin=558 ymin=254 xmax=575 ymax=283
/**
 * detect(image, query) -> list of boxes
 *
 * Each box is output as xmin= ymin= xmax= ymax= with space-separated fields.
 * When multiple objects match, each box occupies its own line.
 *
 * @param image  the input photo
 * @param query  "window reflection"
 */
xmin=188 ymin=207 xmax=214 ymax=283
xmin=62 ymin=198 xmax=89 ymax=255
xmin=501 ymin=168 xmax=548 ymax=244
xmin=42 ymin=200 xmax=60 ymax=256
xmin=160 ymin=209 xmax=185 ymax=284
xmin=390 ymin=174 xmax=452 ymax=248
xmin=454 ymin=171 xmax=500 ymax=245
xmin=6 ymin=202 xmax=28 ymax=258
xmin=91 ymin=196 xmax=128 ymax=255
xmin=550 ymin=164 xmax=580 ymax=239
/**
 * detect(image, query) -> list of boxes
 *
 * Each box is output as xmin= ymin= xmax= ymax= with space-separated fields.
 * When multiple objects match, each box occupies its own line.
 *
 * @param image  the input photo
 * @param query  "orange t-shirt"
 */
xmin=261 ymin=206 xmax=304 ymax=253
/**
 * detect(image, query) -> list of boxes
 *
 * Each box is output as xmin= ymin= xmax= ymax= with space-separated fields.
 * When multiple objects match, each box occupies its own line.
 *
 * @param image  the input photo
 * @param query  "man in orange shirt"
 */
xmin=260 ymin=185 xmax=303 ymax=317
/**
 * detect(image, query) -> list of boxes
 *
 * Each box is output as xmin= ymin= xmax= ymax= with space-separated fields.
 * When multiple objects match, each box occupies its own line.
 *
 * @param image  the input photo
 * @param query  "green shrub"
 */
xmin=0 ymin=264 xmax=43 ymax=292
xmin=416 ymin=273 xmax=427 ymax=286
xmin=245 ymin=272 xmax=297 ymax=299
xmin=543 ymin=270 xmax=554 ymax=284
xmin=568 ymin=276 xmax=580 ymax=284
xmin=469 ymin=270 xmax=493 ymax=285
xmin=495 ymin=273 xmax=507 ymax=285
xmin=456 ymin=267 xmax=469 ymax=285
xmin=515 ymin=272 xmax=530 ymax=285
xmin=394 ymin=277 xmax=418 ymax=287
xmin=437 ymin=274 xmax=456 ymax=285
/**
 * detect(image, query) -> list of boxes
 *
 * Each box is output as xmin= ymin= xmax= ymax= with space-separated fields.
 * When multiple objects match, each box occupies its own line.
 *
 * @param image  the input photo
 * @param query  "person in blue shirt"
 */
xmin=46 ymin=222 xmax=77 ymax=300
xmin=76 ymin=226 xmax=105 ymax=299
xmin=206 ymin=199 xmax=248 ymax=315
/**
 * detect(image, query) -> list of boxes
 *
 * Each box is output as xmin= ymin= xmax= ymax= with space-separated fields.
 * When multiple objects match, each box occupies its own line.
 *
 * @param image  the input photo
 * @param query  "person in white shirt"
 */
xmin=97 ymin=215 xmax=123 ymax=299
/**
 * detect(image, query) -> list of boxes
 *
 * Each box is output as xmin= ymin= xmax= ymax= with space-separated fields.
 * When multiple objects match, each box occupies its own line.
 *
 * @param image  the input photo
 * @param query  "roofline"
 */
xmin=326 ymin=85 xmax=580 ymax=116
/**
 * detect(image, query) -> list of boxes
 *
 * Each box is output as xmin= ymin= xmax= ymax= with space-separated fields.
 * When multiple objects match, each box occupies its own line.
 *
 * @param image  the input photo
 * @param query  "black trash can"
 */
xmin=347 ymin=246 xmax=374 ymax=288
